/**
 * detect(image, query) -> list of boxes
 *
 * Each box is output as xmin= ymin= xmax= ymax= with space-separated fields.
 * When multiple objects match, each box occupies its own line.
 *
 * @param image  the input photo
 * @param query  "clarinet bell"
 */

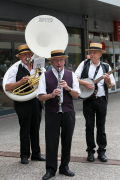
xmin=57 ymin=104 xmax=64 ymax=114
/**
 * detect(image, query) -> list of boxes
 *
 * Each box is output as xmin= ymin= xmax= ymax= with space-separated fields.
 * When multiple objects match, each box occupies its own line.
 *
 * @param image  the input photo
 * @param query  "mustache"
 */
xmin=25 ymin=57 xmax=32 ymax=63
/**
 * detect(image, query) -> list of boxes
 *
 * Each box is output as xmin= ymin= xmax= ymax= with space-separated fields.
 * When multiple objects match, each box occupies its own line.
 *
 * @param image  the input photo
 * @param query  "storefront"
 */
xmin=2 ymin=0 xmax=120 ymax=115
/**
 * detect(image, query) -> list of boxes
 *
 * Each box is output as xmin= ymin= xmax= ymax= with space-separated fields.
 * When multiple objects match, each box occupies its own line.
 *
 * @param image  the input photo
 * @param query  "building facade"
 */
xmin=0 ymin=0 xmax=120 ymax=115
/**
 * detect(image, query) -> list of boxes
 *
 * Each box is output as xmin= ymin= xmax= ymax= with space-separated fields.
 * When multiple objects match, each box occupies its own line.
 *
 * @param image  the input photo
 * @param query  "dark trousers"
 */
xmin=14 ymin=98 xmax=42 ymax=159
xmin=83 ymin=97 xmax=107 ymax=153
xmin=45 ymin=111 xmax=75 ymax=174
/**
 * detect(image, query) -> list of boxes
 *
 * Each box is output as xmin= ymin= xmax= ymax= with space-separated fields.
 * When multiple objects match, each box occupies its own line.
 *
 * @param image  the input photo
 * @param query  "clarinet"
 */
xmin=57 ymin=67 xmax=64 ymax=114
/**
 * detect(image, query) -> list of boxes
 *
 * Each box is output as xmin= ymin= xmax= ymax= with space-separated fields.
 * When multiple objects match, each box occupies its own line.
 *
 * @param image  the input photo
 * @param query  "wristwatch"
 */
xmin=68 ymin=87 xmax=72 ymax=92
xmin=107 ymin=84 xmax=112 ymax=88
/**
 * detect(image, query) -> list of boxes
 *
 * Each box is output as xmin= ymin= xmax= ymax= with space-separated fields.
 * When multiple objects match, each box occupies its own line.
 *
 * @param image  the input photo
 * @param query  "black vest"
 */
xmin=81 ymin=59 xmax=109 ymax=102
xmin=16 ymin=64 xmax=32 ymax=93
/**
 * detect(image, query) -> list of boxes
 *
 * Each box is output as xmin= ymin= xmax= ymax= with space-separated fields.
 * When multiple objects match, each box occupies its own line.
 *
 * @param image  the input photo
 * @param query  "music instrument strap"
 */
xmin=93 ymin=65 xmax=100 ymax=80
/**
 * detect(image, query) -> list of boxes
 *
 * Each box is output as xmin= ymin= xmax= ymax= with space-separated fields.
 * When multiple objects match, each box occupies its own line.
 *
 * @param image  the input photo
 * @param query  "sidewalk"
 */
xmin=0 ymin=92 xmax=120 ymax=180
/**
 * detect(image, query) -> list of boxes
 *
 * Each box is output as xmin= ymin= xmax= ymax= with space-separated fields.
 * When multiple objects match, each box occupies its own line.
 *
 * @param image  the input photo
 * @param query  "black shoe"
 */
xmin=31 ymin=154 xmax=46 ymax=161
xmin=59 ymin=169 xmax=75 ymax=177
xmin=98 ymin=153 xmax=107 ymax=162
xmin=42 ymin=172 xmax=55 ymax=180
xmin=87 ymin=152 xmax=95 ymax=162
xmin=21 ymin=158 xmax=29 ymax=164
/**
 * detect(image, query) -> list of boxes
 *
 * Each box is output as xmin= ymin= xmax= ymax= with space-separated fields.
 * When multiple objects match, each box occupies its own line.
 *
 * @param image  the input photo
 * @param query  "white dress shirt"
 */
xmin=75 ymin=60 xmax=115 ymax=97
xmin=37 ymin=67 xmax=80 ymax=102
xmin=6 ymin=62 xmax=36 ymax=84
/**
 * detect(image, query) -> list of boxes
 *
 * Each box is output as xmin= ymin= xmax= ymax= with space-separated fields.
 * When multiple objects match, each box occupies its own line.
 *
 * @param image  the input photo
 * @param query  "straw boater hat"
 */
xmin=16 ymin=44 xmax=33 ymax=57
xmin=48 ymin=50 xmax=69 ymax=60
xmin=86 ymin=43 xmax=106 ymax=53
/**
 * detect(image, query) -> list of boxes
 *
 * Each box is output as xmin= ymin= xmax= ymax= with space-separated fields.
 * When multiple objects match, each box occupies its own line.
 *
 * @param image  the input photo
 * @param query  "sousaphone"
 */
xmin=3 ymin=15 xmax=68 ymax=101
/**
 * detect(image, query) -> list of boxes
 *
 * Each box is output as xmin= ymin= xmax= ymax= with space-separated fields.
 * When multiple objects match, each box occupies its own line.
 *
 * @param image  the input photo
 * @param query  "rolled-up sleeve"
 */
xmin=72 ymin=72 xmax=81 ymax=94
xmin=37 ymin=73 xmax=47 ymax=97
xmin=109 ymin=66 xmax=115 ymax=86
xmin=6 ymin=66 xmax=18 ymax=84
xmin=75 ymin=61 xmax=84 ymax=79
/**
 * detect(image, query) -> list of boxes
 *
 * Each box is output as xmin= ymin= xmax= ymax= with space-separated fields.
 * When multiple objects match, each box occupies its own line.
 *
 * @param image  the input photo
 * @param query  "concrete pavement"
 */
xmin=0 ymin=92 xmax=120 ymax=180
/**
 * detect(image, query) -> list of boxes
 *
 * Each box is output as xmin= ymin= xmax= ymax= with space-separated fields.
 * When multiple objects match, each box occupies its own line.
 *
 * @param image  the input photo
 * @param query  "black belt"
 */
xmin=92 ymin=96 xmax=106 ymax=101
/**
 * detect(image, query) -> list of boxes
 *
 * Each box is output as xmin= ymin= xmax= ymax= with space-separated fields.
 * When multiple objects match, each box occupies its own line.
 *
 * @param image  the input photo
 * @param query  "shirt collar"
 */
xmin=21 ymin=62 xmax=30 ymax=72
xmin=52 ymin=67 xmax=64 ymax=74
xmin=90 ymin=60 xmax=100 ymax=67
xmin=21 ymin=62 xmax=26 ymax=68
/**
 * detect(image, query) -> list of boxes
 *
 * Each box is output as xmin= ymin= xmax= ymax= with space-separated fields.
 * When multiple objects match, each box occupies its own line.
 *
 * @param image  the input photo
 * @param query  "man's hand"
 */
xmin=51 ymin=88 xmax=61 ymax=98
xmin=103 ymin=73 xmax=111 ymax=85
xmin=5 ymin=76 xmax=30 ymax=91
xmin=20 ymin=76 xmax=29 ymax=85
xmin=59 ymin=80 xmax=69 ymax=91
xmin=78 ymin=78 xmax=94 ymax=90
xmin=83 ymin=81 xmax=94 ymax=90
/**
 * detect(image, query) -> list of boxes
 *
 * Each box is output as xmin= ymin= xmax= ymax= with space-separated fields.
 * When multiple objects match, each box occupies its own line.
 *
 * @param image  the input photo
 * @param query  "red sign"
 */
xmin=101 ymin=42 xmax=105 ymax=50
xmin=89 ymin=40 xmax=92 ymax=47
xmin=114 ymin=21 xmax=120 ymax=41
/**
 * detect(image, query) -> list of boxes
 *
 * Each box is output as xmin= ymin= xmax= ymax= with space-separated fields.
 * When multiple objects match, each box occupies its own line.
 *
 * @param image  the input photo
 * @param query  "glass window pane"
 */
xmin=66 ymin=28 xmax=81 ymax=72
xmin=0 ymin=42 xmax=13 ymax=110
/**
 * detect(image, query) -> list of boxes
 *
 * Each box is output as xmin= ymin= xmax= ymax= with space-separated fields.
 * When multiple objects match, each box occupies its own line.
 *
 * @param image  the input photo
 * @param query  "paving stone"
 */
xmin=0 ymin=92 xmax=120 ymax=180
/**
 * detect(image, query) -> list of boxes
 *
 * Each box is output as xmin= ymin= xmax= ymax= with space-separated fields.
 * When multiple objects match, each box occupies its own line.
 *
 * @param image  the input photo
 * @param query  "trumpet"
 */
xmin=57 ymin=67 xmax=63 ymax=114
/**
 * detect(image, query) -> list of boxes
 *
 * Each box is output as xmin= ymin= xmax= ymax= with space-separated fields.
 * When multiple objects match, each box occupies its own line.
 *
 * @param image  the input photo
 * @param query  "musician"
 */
xmin=37 ymin=50 xmax=80 ymax=180
xmin=75 ymin=43 xmax=115 ymax=162
xmin=5 ymin=44 xmax=45 ymax=164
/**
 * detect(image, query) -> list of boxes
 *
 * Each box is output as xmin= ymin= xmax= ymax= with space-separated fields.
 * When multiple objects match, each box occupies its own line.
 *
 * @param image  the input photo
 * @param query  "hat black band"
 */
xmin=89 ymin=47 xmax=102 ymax=50
xmin=51 ymin=52 xmax=65 ymax=57
xmin=19 ymin=48 xmax=31 ymax=54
